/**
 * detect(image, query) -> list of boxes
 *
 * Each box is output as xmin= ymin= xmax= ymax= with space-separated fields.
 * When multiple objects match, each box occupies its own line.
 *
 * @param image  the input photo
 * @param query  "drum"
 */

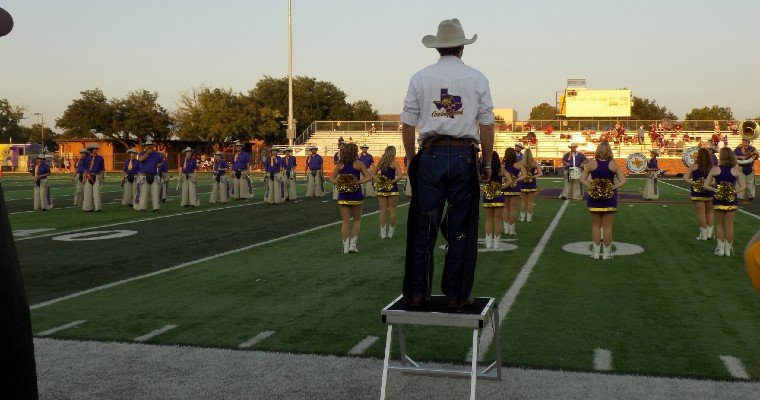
xmin=681 ymin=146 xmax=699 ymax=167
xmin=626 ymin=153 xmax=647 ymax=173
xmin=569 ymin=167 xmax=581 ymax=180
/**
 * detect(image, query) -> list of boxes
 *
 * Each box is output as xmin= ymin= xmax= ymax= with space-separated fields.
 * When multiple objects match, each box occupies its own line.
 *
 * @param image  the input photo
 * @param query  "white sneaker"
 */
xmin=349 ymin=237 xmax=358 ymax=253
xmin=380 ymin=225 xmax=387 ymax=239
xmin=485 ymin=234 xmax=493 ymax=249
xmin=493 ymin=235 xmax=501 ymax=249
xmin=510 ymin=224 xmax=517 ymax=236
xmin=519 ymin=212 xmax=526 ymax=222
xmin=602 ymin=244 xmax=613 ymax=260
xmin=502 ymin=221 xmax=508 ymax=233
xmin=724 ymin=241 xmax=733 ymax=256
xmin=714 ymin=240 xmax=725 ymax=256
xmin=591 ymin=243 xmax=601 ymax=259
xmin=526 ymin=213 xmax=532 ymax=222
xmin=342 ymin=238 xmax=350 ymax=254
xmin=696 ymin=227 xmax=707 ymax=241
xmin=706 ymin=226 xmax=714 ymax=240
xmin=388 ymin=226 xmax=395 ymax=238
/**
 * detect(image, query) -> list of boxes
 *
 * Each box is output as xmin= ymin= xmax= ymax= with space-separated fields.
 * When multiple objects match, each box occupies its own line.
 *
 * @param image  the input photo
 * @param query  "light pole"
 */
xmin=286 ymin=0 xmax=295 ymax=147
xmin=33 ymin=112 xmax=44 ymax=148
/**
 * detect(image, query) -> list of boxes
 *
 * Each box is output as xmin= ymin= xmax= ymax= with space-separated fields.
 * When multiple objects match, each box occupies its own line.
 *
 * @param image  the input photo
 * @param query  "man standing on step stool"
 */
xmin=401 ymin=18 xmax=494 ymax=309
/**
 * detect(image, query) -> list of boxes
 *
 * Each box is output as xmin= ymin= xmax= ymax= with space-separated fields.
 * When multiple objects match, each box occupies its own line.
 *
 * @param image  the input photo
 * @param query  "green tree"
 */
xmin=529 ymin=102 xmax=558 ymax=120
xmin=119 ymin=90 xmax=172 ymax=142
xmin=55 ymin=89 xmax=118 ymax=140
xmin=685 ymin=105 xmax=733 ymax=130
xmin=630 ymin=96 xmax=678 ymax=121
xmin=0 ymin=98 xmax=27 ymax=143
xmin=22 ymin=123 xmax=58 ymax=149
xmin=175 ymin=87 xmax=257 ymax=144
xmin=350 ymin=100 xmax=379 ymax=121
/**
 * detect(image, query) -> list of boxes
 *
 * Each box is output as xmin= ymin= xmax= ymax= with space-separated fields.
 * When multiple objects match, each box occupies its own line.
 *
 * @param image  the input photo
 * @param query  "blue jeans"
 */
xmin=403 ymin=144 xmax=479 ymax=303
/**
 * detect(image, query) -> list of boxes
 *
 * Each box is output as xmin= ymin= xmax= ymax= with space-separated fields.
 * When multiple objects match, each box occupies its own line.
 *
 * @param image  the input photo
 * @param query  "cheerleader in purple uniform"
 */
xmin=581 ymin=142 xmax=627 ymax=260
xmin=519 ymin=148 xmax=542 ymax=222
xmin=372 ymin=146 xmax=404 ymax=239
xmin=501 ymin=148 xmax=526 ymax=236
xmin=482 ymin=151 xmax=510 ymax=249
xmin=683 ymin=148 xmax=715 ymax=240
xmin=327 ymin=143 xmax=372 ymax=254
xmin=703 ymin=148 xmax=746 ymax=256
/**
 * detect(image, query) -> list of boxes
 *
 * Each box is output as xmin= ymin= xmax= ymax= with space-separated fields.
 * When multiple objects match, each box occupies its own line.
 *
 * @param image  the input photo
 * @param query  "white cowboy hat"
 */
xmin=308 ymin=146 xmax=318 ymax=150
xmin=270 ymin=148 xmax=280 ymax=152
xmin=215 ymin=151 xmax=223 ymax=156
xmin=515 ymin=143 xmax=525 ymax=149
xmin=127 ymin=148 xmax=137 ymax=154
xmin=284 ymin=148 xmax=293 ymax=153
xmin=87 ymin=143 xmax=100 ymax=149
xmin=568 ymin=143 xmax=579 ymax=148
xmin=650 ymin=149 xmax=660 ymax=156
xmin=234 ymin=140 xmax=243 ymax=146
xmin=36 ymin=154 xmax=46 ymax=160
xmin=78 ymin=148 xmax=89 ymax=153
xmin=144 ymin=139 xmax=155 ymax=146
xmin=422 ymin=18 xmax=477 ymax=48
xmin=360 ymin=144 xmax=369 ymax=149
xmin=182 ymin=146 xmax=194 ymax=153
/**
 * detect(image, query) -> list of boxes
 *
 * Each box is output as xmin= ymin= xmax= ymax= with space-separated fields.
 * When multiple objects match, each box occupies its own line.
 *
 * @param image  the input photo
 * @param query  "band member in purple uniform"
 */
xmin=264 ymin=148 xmax=285 ymax=205
xmin=704 ymin=148 xmax=746 ymax=256
xmin=643 ymin=149 xmax=660 ymax=200
xmin=735 ymin=137 xmax=757 ymax=203
xmin=232 ymin=140 xmax=252 ymax=200
xmin=82 ymin=144 xmax=105 ymax=212
xmin=358 ymin=144 xmax=376 ymax=197
xmin=122 ymin=148 xmax=139 ymax=206
xmin=180 ymin=147 xmax=199 ymax=207
xmin=328 ymin=143 xmax=371 ymax=253
xmin=210 ymin=151 xmax=230 ymax=204
xmin=305 ymin=146 xmax=325 ymax=197
xmin=282 ymin=148 xmax=298 ymax=201
xmin=560 ymin=143 xmax=586 ymax=200
xmin=33 ymin=155 xmax=53 ymax=211
xmin=683 ymin=148 xmax=714 ymax=240
xmin=135 ymin=139 xmax=164 ymax=212
xmin=72 ymin=148 xmax=89 ymax=206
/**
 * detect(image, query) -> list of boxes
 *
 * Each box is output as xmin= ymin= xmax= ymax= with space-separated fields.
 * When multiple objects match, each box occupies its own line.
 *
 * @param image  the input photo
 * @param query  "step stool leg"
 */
xmin=380 ymin=324 xmax=393 ymax=400
xmin=470 ymin=328 xmax=478 ymax=400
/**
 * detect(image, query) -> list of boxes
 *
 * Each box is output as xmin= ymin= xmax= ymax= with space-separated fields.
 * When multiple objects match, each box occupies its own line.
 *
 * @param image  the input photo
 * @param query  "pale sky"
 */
xmin=2 ymin=0 xmax=759 ymax=131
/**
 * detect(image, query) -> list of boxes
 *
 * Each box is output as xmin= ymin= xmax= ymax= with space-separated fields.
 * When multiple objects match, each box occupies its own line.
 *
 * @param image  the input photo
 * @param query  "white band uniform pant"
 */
xmin=34 ymin=178 xmax=53 ymax=211
xmin=362 ymin=180 xmax=376 ymax=197
xmin=82 ymin=175 xmax=103 ymax=211
xmin=122 ymin=177 xmax=137 ymax=206
xmin=181 ymin=173 xmax=200 ymax=206
xmin=643 ymin=172 xmax=659 ymax=200
xmin=74 ymin=175 xmax=84 ymax=206
xmin=232 ymin=173 xmax=252 ymax=199
xmin=284 ymin=171 xmax=297 ymax=200
xmin=561 ymin=172 xmax=582 ymax=200
xmin=210 ymin=175 xmax=229 ymax=204
xmin=738 ymin=172 xmax=755 ymax=200
xmin=265 ymin=172 xmax=285 ymax=204
xmin=134 ymin=174 xmax=162 ymax=211
xmin=306 ymin=171 xmax=325 ymax=197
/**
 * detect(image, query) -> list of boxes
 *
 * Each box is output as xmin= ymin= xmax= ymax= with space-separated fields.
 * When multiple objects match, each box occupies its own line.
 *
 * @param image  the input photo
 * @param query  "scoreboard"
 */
xmin=558 ymin=89 xmax=632 ymax=118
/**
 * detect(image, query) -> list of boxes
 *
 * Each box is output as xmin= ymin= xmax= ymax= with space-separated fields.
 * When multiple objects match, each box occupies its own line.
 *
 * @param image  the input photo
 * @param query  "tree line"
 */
xmin=0 ymin=75 xmax=380 ymax=150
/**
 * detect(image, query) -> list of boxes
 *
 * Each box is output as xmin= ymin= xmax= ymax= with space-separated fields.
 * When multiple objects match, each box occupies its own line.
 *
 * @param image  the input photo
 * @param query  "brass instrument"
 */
xmin=739 ymin=120 xmax=760 ymax=141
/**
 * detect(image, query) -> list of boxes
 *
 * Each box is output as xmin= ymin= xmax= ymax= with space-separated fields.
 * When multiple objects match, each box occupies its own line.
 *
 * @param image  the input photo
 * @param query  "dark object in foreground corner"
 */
xmin=0 ymin=7 xmax=13 ymax=37
xmin=0 ymin=184 xmax=39 ymax=399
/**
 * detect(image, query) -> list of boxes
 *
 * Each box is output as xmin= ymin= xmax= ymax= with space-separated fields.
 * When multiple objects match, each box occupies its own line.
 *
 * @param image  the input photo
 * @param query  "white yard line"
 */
xmin=660 ymin=180 xmax=760 ymax=221
xmin=36 ymin=320 xmax=86 ymax=336
xmin=134 ymin=324 xmax=178 ymax=342
xmin=720 ymin=355 xmax=750 ymax=380
xmin=469 ymin=200 xmax=570 ymax=361
xmin=347 ymin=335 xmax=379 ymax=355
xmin=238 ymin=331 xmax=275 ymax=349
xmin=29 ymin=204 xmax=408 ymax=310
xmin=15 ymin=200 xmax=265 ymax=239
xmin=593 ymin=348 xmax=613 ymax=371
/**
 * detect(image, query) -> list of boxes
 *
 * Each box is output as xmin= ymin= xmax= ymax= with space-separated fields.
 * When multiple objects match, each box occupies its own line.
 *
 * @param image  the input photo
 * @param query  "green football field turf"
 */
xmin=4 ymin=174 xmax=760 ymax=381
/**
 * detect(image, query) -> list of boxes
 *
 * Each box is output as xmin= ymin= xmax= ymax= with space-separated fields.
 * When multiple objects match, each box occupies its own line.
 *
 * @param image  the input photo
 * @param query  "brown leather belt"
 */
xmin=422 ymin=136 xmax=474 ymax=148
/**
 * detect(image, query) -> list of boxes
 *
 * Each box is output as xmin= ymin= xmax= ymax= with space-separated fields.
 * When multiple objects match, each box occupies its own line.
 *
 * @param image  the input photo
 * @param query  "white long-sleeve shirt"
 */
xmin=401 ymin=56 xmax=494 ymax=145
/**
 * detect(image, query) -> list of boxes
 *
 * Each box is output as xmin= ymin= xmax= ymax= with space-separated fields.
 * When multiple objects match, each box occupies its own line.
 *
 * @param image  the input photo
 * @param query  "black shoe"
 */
xmin=406 ymin=297 xmax=423 ymax=307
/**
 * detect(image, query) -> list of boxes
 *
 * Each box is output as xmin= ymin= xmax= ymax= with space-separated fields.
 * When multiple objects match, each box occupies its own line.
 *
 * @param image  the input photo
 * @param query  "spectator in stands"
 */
xmin=526 ymin=131 xmax=537 ymax=145
xmin=544 ymin=125 xmax=553 ymax=135
xmin=368 ymin=123 xmax=376 ymax=136
xmin=637 ymin=126 xmax=645 ymax=145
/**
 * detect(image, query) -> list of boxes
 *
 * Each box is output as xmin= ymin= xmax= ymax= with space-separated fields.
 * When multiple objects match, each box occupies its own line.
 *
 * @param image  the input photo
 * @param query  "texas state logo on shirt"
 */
xmin=432 ymin=89 xmax=463 ymax=119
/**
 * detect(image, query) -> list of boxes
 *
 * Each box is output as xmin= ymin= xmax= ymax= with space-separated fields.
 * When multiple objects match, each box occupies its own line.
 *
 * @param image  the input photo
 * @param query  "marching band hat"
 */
xmin=422 ymin=18 xmax=477 ymax=48
xmin=182 ymin=146 xmax=194 ymax=153
xmin=360 ymin=144 xmax=369 ymax=149
xmin=87 ymin=143 xmax=100 ymax=150
xmin=515 ymin=143 xmax=525 ymax=149
xmin=650 ymin=149 xmax=660 ymax=156
xmin=742 ymin=137 xmax=751 ymax=142
xmin=144 ymin=139 xmax=155 ymax=146
xmin=568 ymin=142 xmax=579 ymax=148
xmin=78 ymin=148 xmax=89 ymax=153
xmin=126 ymin=148 xmax=137 ymax=154
xmin=270 ymin=147 xmax=280 ymax=153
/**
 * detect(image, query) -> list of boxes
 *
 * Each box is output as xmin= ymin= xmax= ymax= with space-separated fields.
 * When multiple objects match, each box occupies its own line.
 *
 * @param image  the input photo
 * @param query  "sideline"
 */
xmin=660 ymin=180 xmax=760 ymax=221
xmin=470 ymin=200 xmax=570 ymax=361
xmin=29 ymin=204 xmax=409 ymax=310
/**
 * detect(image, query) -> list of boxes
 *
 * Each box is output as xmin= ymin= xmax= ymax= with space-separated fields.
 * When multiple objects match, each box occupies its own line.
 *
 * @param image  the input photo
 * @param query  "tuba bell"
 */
xmin=739 ymin=120 xmax=760 ymax=141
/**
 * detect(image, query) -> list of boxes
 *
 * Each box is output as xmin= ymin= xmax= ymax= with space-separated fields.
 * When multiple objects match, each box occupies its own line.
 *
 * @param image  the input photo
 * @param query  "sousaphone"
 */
xmin=739 ymin=120 xmax=760 ymax=141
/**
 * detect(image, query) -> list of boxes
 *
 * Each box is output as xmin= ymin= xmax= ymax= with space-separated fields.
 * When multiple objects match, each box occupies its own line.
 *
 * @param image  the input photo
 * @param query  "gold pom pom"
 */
xmin=336 ymin=174 xmax=359 ymax=193
xmin=523 ymin=172 xmax=534 ymax=183
xmin=502 ymin=174 xmax=518 ymax=188
xmin=715 ymin=182 xmax=736 ymax=202
xmin=588 ymin=178 xmax=614 ymax=199
xmin=373 ymin=175 xmax=394 ymax=192
xmin=483 ymin=181 xmax=502 ymax=200
xmin=692 ymin=178 xmax=705 ymax=193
